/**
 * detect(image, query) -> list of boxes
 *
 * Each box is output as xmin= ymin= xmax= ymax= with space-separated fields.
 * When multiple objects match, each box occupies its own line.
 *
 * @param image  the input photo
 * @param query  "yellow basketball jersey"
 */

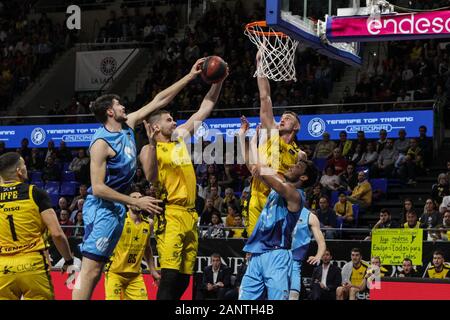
xmin=156 ymin=137 xmax=196 ymax=208
xmin=247 ymin=134 xmax=299 ymax=235
xmin=426 ymin=265 xmax=450 ymax=279
xmin=350 ymin=262 xmax=370 ymax=287
xmin=106 ymin=212 xmax=151 ymax=274
xmin=0 ymin=182 xmax=50 ymax=256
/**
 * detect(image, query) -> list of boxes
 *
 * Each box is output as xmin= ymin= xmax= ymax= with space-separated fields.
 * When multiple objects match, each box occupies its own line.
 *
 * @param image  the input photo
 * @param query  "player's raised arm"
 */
xmin=139 ymin=120 xmax=159 ymax=183
xmin=255 ymin=165 xmax=302 ymax=213
xmin=175 ymin=69 xmax=229 ymax=139
xmin=256 ymin=51 xmax=276 ymax=130
xmin=126 ymin=58 xmax=205 ymax=129
xmin=307 ymin=213 xmax=326 ymax=265
xmin=90 ymin=139 xmax=162 ymax=214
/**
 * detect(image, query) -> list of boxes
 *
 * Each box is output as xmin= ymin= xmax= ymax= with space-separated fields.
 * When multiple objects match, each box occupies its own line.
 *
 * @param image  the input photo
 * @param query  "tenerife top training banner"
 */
xmin=0 ymin=110 xmax=433 ymax=148
xmin=184 ymin=110 xmax=434 ymax=142
xmin=75 ymin=49 xmax=139 ymax=91
xmin=327 ymin=11 xmax=450 ymax=42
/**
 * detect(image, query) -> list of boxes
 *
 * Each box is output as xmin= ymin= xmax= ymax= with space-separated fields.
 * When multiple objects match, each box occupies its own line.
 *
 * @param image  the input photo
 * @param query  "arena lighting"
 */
xmin=367 ymin=14 xmax=450 ymax=35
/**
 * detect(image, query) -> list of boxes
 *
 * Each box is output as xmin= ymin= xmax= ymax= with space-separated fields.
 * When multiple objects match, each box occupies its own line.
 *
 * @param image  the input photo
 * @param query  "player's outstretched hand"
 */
xmin=238 ymin=116 xmax=250 ymax=136
xmin=307 ymin=255 xmax=321 ymax=266
xmin=135 ymin=196 xmax=163 ymax=214
xmin=143 ymin=120 xmax=159 ymax=145
xmin=189 ymin=58 xmax=206 ymax=80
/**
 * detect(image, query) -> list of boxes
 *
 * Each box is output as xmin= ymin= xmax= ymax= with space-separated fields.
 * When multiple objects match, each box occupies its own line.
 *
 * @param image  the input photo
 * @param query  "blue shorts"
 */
xmin=290 ymin=260 xmax=302 ymax=293
xmin=80 ymin=195 xmax=127 ymax=262
xmin=239 ymin=249 xmax=292 ymax=300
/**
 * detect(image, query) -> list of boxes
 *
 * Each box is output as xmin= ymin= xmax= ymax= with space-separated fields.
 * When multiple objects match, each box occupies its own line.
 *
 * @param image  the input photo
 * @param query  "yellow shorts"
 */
xmin=155 ymin=205 xmax=198 ymax=274
xmin=104 ymin=272 xmax=147 ymax=300
xmin=247 ymin=192 xmax=269 ymax=237
xmin=0 ymin=251 xmax=54 ymax=300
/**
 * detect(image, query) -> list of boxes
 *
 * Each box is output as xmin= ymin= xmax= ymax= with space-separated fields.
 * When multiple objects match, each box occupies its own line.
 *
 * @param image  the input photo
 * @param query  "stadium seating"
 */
xmin=60 ymin=181 xmax=79 ymax=196
xmin=62 ymin=170 xmax=76 ymax=182
xmin=45 ymin=181 xmax=60 ymax=195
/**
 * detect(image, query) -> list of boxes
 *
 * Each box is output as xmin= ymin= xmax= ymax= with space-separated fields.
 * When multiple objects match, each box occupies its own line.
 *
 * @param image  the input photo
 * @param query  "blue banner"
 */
xmin=0 ymin=110 xmax=433 ymax=148
xmin=0 ymin=124 xmax=101 ymax=148
xmin=181 ymin=110 xmax=434 ymax=142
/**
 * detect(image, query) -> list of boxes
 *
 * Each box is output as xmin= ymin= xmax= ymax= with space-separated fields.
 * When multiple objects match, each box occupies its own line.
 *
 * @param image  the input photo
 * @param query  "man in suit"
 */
xmin=310 ymin=249 xmax=342 ymax=300
xmin=199 ymin=253 xmax=231 ymax=299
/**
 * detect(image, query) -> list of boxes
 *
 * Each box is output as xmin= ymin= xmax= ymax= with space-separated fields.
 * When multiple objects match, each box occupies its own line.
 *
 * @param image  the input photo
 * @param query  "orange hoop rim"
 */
xmin=245 ymin=21 xmax=289 ymax=38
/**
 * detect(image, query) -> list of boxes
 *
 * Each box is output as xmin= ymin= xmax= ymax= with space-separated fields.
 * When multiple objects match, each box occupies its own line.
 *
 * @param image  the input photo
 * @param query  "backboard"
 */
xmin=266 ymin=0 xmax=362 ymax=66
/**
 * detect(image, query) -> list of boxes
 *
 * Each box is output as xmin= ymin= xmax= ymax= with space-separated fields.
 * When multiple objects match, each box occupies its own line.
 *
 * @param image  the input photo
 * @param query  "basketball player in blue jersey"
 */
xmin=72 ymin=58 xmax=206 ymax=300
xmin=237 ymin=117 xmax=325 ymax=300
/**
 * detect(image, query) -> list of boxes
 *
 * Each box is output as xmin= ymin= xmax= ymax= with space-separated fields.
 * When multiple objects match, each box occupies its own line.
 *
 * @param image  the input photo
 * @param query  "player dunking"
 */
xmin=237 ymin=119 xmax=324 ymax=300
xmin=247 ymin=52 xmax=306 ymax=237
xmin=139 ymin=67 xmax=228 ymax=300
xmin=0 ymin=152 xmax=74 ymax=300
xmin=72 ymin=59 xmax=206 ymax=300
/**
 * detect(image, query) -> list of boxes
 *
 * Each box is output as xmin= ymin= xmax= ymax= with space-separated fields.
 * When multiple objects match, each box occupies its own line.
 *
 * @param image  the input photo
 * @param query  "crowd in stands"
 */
xmin=0 ymin=0 xmax=77 ymax=110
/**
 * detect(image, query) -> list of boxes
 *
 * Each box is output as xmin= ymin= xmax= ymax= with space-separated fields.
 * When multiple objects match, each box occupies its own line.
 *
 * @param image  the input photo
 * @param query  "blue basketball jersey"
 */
xmin=88 ymin=124 xmax=137 ymax=194
xmin=243 ymin=189 xmax=305 ymax=254
xmin=291 ymin=207 xmax=312 ymax=261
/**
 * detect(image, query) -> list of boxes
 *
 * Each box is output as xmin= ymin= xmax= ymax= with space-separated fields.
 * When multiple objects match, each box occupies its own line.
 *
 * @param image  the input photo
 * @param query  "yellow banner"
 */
xmin=371 ymin=229 xmax=423 ymax=265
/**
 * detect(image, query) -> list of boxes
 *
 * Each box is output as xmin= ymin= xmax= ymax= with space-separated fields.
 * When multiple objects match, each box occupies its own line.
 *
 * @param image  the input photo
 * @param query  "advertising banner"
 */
xmin=0 ymin=110 xmax=433 ymax=148
xmin=0 ymin=124 xmax=101 ymax=148
xmin=327 ymin=11 xmax=450 ymax=42
xmin=182 ymin=110 xmax=434 ymax=142
xmin=75 ymin=49 xmax=139 ymax=91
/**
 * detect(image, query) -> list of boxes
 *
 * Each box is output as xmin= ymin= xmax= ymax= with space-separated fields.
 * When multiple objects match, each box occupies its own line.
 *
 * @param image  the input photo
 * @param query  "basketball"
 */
xmin=201 ymin=56 xmax=228 ymax=84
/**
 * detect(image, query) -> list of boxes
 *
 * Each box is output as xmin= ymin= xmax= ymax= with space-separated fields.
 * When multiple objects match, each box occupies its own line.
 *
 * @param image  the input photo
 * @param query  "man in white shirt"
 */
xmin=310 ymin=249 xmax=342 ymax=300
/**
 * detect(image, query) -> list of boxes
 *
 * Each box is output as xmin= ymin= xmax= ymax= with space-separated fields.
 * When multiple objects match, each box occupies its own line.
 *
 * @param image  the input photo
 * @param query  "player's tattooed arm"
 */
xmin=176 ymin=66 xmax=229 ymax=139
xmin=127 ymin=58 xmax=205 ymax=129
xmin=307 ymin=213 xmax=326 ymax=266
xmin=140 ymin=120 xmax=159 ymax=183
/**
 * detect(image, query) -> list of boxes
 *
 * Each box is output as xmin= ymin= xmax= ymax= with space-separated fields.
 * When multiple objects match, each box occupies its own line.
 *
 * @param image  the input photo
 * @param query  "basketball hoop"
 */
xmin=244 ymin=21 xmax=299 ymax=82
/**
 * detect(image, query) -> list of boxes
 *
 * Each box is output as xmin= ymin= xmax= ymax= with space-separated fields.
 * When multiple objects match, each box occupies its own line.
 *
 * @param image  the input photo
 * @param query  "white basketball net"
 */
xmin=245 ymin=23 xmax=299 ymax=82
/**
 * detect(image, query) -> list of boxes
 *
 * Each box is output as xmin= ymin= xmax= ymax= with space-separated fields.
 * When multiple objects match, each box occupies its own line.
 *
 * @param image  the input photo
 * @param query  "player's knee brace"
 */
xmin=156 ymin=269 xmax=179 ymax=300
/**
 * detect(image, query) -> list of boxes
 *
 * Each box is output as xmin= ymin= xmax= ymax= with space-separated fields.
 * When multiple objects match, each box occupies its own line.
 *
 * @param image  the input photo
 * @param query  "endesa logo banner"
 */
xmin=327 ymin=10 xmax=450 ymax=42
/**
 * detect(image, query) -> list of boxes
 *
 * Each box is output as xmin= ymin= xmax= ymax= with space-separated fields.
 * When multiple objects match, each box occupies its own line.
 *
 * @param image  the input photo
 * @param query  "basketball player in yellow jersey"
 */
xmin=104 ymin=192 xmax=160 ymax=300
xmin=140 ymin=68 xmax=228 ymax=300
xmin=247 ymin=52 xmax=307 ymax=236
xmin=0 ymin=152 xmax=74 ymax=300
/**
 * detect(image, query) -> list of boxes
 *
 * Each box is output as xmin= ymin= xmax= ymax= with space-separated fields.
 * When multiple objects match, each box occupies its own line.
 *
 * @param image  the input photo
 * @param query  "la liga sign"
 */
xmin=327 ymin=10 xmax=450 ymax=42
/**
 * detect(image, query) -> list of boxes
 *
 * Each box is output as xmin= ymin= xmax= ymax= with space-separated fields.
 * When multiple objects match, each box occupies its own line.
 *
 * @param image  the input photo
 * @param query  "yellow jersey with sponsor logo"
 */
xmin=156 ymin=137 xmax=196 ymax=208
xmin=105 ymin=212 xmax=151 ymax=274
xmin=0 ymin=182 xmax=52 ymax=256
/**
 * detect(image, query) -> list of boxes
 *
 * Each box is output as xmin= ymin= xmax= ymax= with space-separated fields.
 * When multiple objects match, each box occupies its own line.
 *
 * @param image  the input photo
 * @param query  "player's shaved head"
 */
xmin=147 ymin=109 xmax=170 ymax=125
xmin=0 ymin=152 xmax=21 ymax=177
xmin=282 ymin=111 xmax=301 ymax=125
